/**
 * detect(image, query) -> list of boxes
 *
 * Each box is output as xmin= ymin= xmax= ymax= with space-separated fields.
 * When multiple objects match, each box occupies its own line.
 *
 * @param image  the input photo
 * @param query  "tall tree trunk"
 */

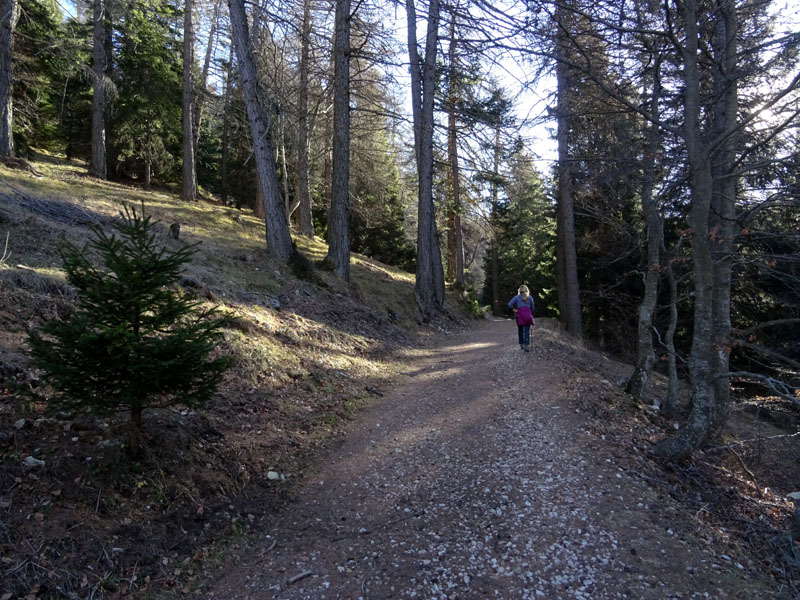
xmin=654 ymin=0 xmax=716 ymax=460
xmin=102 ymin=0 xmax=116 ymax=176
xmin=490 ymin=126 xmax=502 ymax=316
xmin=280 ymin=121 xmax=291 ymax=218
xmin=407 ymin=0 xmax=445 ymax=320
xmin=221 ymin=53 xmax=232 ymax=206
xmin=193 ymin=0 xmax=220 ymax=158
xmin=182 ymin=0 xmax=197 ymax=201
xmin=294 ymin=0 xmax=314 ymax=236
xmin=709 ymin=0 xmax=738 ymax=435
xmin=491 ymin=245 xmax=501 ymax=316
xmin=90 ymin=0 xmax=107 ymax=178
xmin=446 ymin=16 xmax=464 ymax=287
xmin=662 ymin=242 xmax=681 ymax=419
xmin=326 ymin=0 xmax=351 ymax=280
xmin=554 ymin=4 xmax=581 ymax=338
xmin=228 ymin=0 xmax=293 ymax=261
xmin=253 ymin=172 xmax=264 ymax=219
xmin=0 ymin=0 xmax=17 ymax=157
xmin=627 ymin=54 xmax=664 ymax=401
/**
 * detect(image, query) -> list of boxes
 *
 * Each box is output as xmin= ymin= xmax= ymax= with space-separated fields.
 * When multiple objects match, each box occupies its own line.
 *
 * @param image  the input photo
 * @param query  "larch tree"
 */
xmin=325 ymin=0 xmax=351 ymax=280
xmin=445 ymin=9 xmax=465 ymax=288
xmin=489 ymin=125 xmax=502 ymax=316
xmin=182 ymin=0 xmax=197 ymax=201
xmin=0 ymin=0 xmax=17 ymax=157
xmin=227 ymin=0 xmax=294 ymax=261
xmin=90 ymin=0 xmax=106 ymax=178
xmin=553 ymin=1 xmax=582 ymax=339
xmin=707 ymin=0 xmax=738 ymax=436
xmin=625 ymin=4 xmax=667 ymax=402
xmin=652 ymin=0 xmax=716 ymax=460
xmin=294 ymin=0 xmax=314 ymax=237
xmin=625 ymin=59 xmax=665 ymax=402
xmin=406 ymin=0 xmax=445 ymax=320
xmin=220 ymin=50 xmax=233 ymax=206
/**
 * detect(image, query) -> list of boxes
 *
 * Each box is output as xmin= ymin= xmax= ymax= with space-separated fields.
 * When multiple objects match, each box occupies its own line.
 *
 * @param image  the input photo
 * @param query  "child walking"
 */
xmin=508 ymin=285 xmax=534 ymax=352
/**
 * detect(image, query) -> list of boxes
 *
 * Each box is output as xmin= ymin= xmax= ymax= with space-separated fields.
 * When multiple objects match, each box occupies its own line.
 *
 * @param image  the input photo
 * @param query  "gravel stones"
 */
xmin=207 ymin=320 xmax=768 ymax=599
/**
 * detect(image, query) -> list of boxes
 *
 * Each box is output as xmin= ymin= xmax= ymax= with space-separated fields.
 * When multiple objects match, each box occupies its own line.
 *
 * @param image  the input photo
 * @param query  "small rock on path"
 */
xmin=206 ymin=318 xmax=769 ymax=599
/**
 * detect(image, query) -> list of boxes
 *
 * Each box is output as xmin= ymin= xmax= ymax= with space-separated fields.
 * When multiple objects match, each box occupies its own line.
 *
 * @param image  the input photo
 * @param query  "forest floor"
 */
xmin=202 ymin=318 xmax=799 ymax=600
xmin=1 ymin=154 xmax=799 ymax=599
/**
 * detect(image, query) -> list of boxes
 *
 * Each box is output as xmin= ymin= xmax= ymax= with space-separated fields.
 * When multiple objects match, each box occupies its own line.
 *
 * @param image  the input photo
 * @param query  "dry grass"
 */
xmin=0 ymin=152 xmax=470 ymax=599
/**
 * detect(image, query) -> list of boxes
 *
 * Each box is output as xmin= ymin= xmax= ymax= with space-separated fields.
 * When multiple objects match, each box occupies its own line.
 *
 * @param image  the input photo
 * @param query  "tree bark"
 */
xmin=709 ymin=0 xmax=738 ymax=435
xmin=253 ymin=171 xmax=264 ymax=219
xmin=221 ymin=53 xmax=232 ymax=206
xmin=554 ymin=4 xmax=581 ymax=338
xmin=0 ymin=0 xmax=17 ymax=157
xmin=182 ymin=0 xmax=197 ymax=201
xmin=228 ymin=0 xmax=293 ymax=261
xmin=90 ymin=0 xmax=107 ymax=178
xmin=654 ymin=0 xmax=716 ymax=460
xmin=407 ymin=0 xmax=445 ymax=320
xmin=662 ymin=244 xmax=680 ymax=419
xmin=627 ymin=54 xmax=664 ymax=401
xmin=294 ymin=0 xmax=314 ymax=236
xmin=446 ymin=16 xmax=464 ymax=287
xmin=102 ymin=0 xmax=116 ymax=176
xmin=490 ymin=125 xmax=502 ymax=316
xmin=279 ymin=121 xmax=291 ymax=217
xmin=325 ymin=0 xmax=351 ymax=280
xmin=491 ymin=244 xmax=501 ymax=316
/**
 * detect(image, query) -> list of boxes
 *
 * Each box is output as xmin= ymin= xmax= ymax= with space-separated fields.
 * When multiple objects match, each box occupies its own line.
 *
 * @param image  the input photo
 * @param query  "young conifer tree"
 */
xmin=27 ymin=204 xmax=230 ymax=455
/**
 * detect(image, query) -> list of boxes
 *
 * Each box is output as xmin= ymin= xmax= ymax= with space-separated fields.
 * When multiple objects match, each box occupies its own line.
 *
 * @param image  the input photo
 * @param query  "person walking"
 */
xmin=508 ymin=285 xmax=534 ymax=352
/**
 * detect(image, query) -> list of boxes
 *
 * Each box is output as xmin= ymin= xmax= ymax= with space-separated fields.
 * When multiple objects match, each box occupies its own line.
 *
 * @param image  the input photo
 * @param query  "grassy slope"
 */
xmin=0 ymin=154 xmax=470 ymax=598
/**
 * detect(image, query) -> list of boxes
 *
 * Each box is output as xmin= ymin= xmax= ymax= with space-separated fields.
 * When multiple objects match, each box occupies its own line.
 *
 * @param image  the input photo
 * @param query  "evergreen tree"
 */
xmin=482 ymin=148 xmax=556 ymax=316
xmin=349 ymin=131 xmax=416 ymax=271
xmin=27 ymin=205 xmax=231 ymax=455
xmin=112 ymin=0 xmax=183 ymax=185
xmin=60 ymin=16 xmax=93 ymax=161
xmin=11 ymin=0 xmax=63 ymax=155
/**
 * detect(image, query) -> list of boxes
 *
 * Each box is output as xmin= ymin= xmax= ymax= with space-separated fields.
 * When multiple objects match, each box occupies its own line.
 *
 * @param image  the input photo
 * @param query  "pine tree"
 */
xmin=113 ymin=0 xmax=183 ymax=186
xmin=27 ymin=205 xmax=231 ymax=455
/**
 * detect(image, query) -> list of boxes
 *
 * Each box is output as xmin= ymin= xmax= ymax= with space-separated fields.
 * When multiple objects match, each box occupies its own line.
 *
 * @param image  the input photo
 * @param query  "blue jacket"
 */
xmin=508 ymin=294 xmax=534 ymax=312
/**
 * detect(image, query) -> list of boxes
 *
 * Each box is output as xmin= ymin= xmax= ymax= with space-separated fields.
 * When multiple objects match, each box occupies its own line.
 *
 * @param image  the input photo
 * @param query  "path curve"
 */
xmin=206 ymin=318 xmax=764 ymax=599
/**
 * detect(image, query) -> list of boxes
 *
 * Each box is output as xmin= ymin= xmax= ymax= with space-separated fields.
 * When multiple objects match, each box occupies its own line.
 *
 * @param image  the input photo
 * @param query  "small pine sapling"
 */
xmin=27 ymin=204 xmax=231 ymax=455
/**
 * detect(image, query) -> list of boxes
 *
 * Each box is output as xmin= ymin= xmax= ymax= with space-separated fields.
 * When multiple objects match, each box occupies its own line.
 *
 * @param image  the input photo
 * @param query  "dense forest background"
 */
xmin=0 ymin=0 xmax=798 ymax=462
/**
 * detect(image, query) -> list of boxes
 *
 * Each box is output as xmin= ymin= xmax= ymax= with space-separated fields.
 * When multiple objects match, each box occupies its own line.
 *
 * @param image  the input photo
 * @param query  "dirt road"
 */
xmin=205 ymin=318 xmax=769 ymax=599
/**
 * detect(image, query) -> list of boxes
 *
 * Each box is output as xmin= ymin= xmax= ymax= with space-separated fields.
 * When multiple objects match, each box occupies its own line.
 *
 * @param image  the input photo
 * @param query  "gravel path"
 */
xmin=207 ymin=318 xmax=766 ymax=599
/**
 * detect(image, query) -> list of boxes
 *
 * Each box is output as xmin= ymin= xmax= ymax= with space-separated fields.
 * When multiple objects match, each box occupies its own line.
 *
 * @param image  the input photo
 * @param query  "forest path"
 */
xmin=206 ymin=318 xmax=764 ymax=599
